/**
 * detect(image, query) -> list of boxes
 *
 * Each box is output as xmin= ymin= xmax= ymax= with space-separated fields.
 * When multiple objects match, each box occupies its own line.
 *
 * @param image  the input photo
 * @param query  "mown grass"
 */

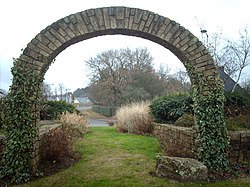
xmin=15 ymin=127 xmax=250 ymax=187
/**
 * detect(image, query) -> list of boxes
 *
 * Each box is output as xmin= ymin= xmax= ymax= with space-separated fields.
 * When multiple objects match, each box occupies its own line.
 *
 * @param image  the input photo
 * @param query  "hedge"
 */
xmin=149 ymin=94 xmax=193 ymax=124
xmin=92 ymin=105 xmax=117 ymax=117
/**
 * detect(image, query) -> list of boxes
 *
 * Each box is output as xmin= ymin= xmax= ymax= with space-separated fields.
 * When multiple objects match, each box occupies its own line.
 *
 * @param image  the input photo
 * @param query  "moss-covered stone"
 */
xmin=155 ymin=155 xmax=208 ymax=182
xmin=175 ymin=114 xmax=195 ymax=127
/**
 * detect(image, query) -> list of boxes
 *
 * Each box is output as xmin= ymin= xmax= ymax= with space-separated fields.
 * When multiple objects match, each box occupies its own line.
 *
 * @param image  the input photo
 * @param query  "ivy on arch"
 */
xmin=186 ymin=63 xmax=229 ymax=171
xmin=1 ymin=58 xmax=42 ymax=183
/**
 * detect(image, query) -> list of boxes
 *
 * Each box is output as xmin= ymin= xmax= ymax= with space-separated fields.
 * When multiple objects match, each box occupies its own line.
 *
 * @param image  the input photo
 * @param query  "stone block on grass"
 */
xmin=155 ymin=155 xmax=208 ymax=182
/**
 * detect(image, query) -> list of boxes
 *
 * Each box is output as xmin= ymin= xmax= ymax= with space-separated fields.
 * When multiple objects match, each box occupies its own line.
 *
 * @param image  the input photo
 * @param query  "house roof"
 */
xmin=218 ymin=66 xmax=244 ymax=92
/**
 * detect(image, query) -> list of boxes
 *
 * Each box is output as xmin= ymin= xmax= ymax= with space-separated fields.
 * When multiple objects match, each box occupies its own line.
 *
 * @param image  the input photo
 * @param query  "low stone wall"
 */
xmin=153 ymin=123 xmax=250 ymax=163
xmin=153 ymin=124 xmax=198 ymax=158
xmin=229 ymin=131 xmax=250 ymax=163
xmin=31 ymin=121 xmax=62 ymax=171
xmin=0 ymin=121 xmax=62 ymax=171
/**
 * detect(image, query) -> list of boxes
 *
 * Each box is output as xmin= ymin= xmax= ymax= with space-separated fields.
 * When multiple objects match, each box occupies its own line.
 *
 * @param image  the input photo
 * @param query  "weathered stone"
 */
xmin=69 ymin=23 xmax=81 ymax=36
xmin=155 ymin=156 xmax=208 ymax=182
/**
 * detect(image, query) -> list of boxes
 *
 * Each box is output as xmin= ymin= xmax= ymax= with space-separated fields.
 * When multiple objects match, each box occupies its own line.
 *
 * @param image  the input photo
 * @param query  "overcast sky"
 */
xmin=0 ymin=0 xmax=249 ymax=92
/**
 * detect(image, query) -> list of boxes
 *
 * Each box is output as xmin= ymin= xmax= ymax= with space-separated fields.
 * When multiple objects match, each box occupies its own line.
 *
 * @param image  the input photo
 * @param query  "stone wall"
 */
xmin=229 ymin=131 xmax=250 ymax=163
xmin=154 ymin=123 xmax=250 ymax=163
xmin=0 ymin=121 xmax=62 ymax=171
xmin=31 ymin=121 xmax=62 ymax=171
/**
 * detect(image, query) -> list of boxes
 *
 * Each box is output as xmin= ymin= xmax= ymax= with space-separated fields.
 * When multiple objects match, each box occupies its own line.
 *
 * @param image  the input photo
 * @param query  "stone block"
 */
xmin=65 ymin=28 xmax=76 ymax=38
xmin=246 ymin=151 xmax=250 ymax=158
xmin=102 ymin=7 xmax=111 ymax=29
xmin=230 ymin=131 xmax=241 ymax=141
xmin=89 ymin=16 xmax=99 ymax=31
xmin=36 ymin=41 xmax=53 ymax=54
xmin=145 ymin=13 xmax=154 ymax=28
xmin=238 ymin=150 xmax=244 ymax=162
xmin=155 ymin=156 xmax=208 ymax=182
xmin=68 ymin=23 xmax=81 ymax=36
xmin=47 ymin=42 xmax=57 ymax=51
xmin=134 ymin=8 xmax=143 ymax=23
xmin=241 ymin=132 xmax=250 ymax=143
xmin=231 ymin=143 xmax=240 ymax=151
xmin=230 ymin=150 xmax=239 ymax=157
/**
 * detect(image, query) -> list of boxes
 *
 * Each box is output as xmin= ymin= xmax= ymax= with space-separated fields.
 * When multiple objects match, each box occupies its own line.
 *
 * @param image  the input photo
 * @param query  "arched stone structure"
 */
xmin=19 ymin=6 xmax=217 ymax=81
xmin=5 ymin=6 xmax=227 ymax=180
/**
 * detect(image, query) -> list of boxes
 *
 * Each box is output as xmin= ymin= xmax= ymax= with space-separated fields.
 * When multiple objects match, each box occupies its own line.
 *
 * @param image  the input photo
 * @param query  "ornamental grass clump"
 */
xmin=115 ymin=101 xmax=153 ymax=135
xmin=59 ymin=112 xmax=88 ymax=137
xmin=41 ymin=128 xmax=74 ymax=162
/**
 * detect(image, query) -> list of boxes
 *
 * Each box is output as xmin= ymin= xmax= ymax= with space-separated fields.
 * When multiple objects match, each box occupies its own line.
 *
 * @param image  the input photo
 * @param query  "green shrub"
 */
xmin=0 ymin=98 xmax=4 ymax=130
xmin=92 ymin=105 xmax=117 ymax=117
xmin=225 ymin=91 xmax=249 ymax=107
xmin=115 ymin=101 xmax=153 ymax=135
xmin=40 ymin=100 xmax=79 ymax=120
xmin=150 ymin=94 xmax=193 ymax=124
xmin=224 ymin=91 xmax=250 ymax=117
xmin=174 ymin=113 xmax=195 ymax=127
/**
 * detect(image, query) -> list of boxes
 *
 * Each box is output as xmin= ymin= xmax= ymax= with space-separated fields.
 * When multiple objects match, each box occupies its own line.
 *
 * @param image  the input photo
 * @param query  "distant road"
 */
xmin=77 ymin=106 xmax=92 ymax=111
xmin=87 ymin=118 xmax=110 ymax=127
xmin=77 ymin=106 xmax=111 ymax=127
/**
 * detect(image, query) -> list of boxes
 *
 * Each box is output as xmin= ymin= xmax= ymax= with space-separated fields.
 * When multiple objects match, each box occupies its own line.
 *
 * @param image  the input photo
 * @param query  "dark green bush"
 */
xmin=40 ymin=100 xmax=79 ymax=120
xmin=0 ymin=98 xmax=4 ymax=129
xmin=224 ymin=91 xmax=250 ymax=117
xmin=225 ymin=91 xmax=249 ymax=107
xmin=150 ymin=94 xmax=193 ymax=123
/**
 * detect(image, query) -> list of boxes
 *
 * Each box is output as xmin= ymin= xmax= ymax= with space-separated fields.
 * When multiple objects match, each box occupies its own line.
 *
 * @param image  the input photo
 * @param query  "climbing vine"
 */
xmin=186 ymin=63 xmax=230 ymax=171
xmin=0 ymin=58 xmax=42 ymax=183
xmin=0 ymin=97 xmax=5 ymax=129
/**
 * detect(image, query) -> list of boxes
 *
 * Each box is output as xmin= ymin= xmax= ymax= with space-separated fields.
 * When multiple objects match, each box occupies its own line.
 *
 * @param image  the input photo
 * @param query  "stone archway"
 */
xmin=4 ymin=6 xmax=228 ymax=181
xmin=20 ymin=7 xmax=216 ymax=80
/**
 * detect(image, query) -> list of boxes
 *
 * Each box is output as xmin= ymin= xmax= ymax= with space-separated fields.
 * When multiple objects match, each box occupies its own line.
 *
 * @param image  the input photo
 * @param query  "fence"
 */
xmin=92 ymin=105 xmax=117 ymax=117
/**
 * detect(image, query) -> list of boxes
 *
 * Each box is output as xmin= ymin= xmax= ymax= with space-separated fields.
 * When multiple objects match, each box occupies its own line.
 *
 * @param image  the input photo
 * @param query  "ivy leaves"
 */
xmin=188 ymin=64 xmax=230 ymax=171
xmin=1 ymin=58 xmax=42 ymax=183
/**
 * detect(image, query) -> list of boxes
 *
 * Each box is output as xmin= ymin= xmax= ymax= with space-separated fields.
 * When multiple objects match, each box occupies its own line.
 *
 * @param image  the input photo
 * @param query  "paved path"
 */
xmin=77 ymin=106 xmax=115 ymax=127
xmin=87 ymin=118 xmax=114 ymax=127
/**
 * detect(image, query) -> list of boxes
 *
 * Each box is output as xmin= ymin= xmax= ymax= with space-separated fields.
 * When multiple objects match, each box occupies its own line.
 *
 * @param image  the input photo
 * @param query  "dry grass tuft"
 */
xmin=41 ymin=128 xmax=74 ymax=162
xmin=115 ymin=101 xmax=153 ymax=135
xmin=59 ymin=112 xmax=89 ymax=136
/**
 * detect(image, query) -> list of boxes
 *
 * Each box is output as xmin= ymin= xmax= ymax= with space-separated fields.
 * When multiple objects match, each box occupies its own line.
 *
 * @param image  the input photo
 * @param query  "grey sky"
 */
xmin=0 ymin=0 xmax=249 ymax=91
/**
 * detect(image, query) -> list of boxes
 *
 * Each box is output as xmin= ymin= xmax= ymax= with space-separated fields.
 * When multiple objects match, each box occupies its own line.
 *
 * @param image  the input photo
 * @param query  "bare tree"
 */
xmin=226 ymin=28 xmax=250 ymax=92
xmin=174 ymin=69 xmax=191 ymax=93
xmin=241 ymin=77 xmax=250 ymax=94
xmin=85 ymin=47 xmax=161 ymax=106
xmin=198 ymin=23 xmax=250 ymax=92
xmin=58 ymin=83 xmax=65 ymax=100
xmin=42 ymin=82 xmax=52 ymax=100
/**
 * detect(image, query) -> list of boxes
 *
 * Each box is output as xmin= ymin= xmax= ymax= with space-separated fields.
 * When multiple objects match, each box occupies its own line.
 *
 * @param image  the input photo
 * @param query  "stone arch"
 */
xmin=19 ymin=6 xmax=217 ymax=82
xmin=6 ymin=6 xmax=227 ymax=179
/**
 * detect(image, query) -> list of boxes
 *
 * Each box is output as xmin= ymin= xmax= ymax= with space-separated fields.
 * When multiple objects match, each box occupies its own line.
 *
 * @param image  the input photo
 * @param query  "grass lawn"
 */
xmin=16 ymin=127 xmax=250 ymax=187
